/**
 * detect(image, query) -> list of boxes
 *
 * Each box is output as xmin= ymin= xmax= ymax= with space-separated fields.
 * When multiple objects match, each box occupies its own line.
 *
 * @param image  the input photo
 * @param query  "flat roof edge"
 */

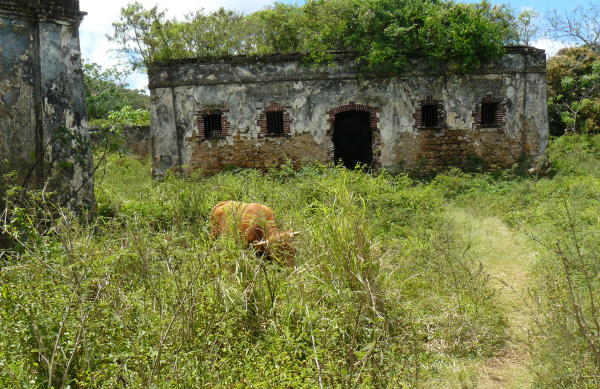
xmin=148 ymin=46 xmax=545 ymax=69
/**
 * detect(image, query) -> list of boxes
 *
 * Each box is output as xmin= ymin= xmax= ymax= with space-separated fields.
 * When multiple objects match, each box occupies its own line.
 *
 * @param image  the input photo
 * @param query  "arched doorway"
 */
xmin=333 ymin=110 xmax=373 ymax=169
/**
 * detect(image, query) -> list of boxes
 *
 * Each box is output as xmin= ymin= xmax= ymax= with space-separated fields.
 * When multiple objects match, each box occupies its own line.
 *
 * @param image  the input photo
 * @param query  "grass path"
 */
xmin=450 ymin=208 xmax=538 ymax=389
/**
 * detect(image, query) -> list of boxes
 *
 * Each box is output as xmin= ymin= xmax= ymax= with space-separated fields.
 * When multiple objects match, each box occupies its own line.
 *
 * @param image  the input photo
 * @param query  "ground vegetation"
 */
xmin=0 ymin=134 xmax=599 ymax=387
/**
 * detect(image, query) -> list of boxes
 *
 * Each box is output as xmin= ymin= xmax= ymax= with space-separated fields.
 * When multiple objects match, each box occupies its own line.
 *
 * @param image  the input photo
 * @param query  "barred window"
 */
xmin=266 ymin=111 xmax=284 ymax=135
xmin=481 ymin=102 xmax=499 ymax=126
xmin=422 ymin=104 xmax=438 ymax=127
xmin=204 ymin=113 xmax=222 ymax=138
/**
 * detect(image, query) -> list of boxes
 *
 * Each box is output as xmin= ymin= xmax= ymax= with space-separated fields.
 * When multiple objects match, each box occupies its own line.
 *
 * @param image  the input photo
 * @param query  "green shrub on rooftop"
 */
xmin=110 ymin=0 xmax=518 ymax=72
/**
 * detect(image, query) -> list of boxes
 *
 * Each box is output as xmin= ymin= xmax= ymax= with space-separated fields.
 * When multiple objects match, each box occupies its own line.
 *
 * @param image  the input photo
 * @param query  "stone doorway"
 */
xmin=333 ymin=110 xmax=373 ymax=169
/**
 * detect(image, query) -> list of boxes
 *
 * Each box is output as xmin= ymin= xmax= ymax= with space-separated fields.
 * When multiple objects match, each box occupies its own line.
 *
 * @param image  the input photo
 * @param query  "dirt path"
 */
xmin=450 ymin=209 xmax=537 ymax=389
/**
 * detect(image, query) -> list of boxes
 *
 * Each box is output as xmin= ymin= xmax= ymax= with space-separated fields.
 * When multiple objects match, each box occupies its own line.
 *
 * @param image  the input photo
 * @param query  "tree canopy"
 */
xmin=109 ymin=0 xmax=520 ymax=72
xmin=83 ymin=62 xmax=149 ymax=121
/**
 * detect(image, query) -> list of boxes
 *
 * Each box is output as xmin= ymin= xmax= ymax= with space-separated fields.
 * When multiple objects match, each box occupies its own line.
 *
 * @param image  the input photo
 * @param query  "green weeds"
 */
xmin=0 ymin=157 xmax=504 ymax=387
xmin=5 ymin=134 xmax=599 ymax=387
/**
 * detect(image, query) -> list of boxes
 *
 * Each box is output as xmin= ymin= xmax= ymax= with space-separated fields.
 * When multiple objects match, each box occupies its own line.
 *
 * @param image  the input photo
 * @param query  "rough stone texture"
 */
xmin=0 ymin=0 xmax=94 ymax=210
xmin=148 ymin=47 xmax=549 ymax=176
xmin=187 ymin=133 xmax=328 ymax=174
xmin=90 ymin=125 xmax=152 ymax=158
xmin=122 ymin=126 xmax=151 ymax=157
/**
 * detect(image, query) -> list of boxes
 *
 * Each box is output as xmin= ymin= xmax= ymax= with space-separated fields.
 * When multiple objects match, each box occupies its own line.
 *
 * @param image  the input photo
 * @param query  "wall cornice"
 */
xmin=148 ymin=47 xmax=547 ymax=90
xmin=0 ymin=0 xmax=85 ymax=24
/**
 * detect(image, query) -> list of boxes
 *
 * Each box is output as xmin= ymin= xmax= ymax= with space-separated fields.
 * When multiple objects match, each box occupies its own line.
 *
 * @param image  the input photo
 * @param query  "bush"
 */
xmin=111 ymin=0 xmax=516 ymax=72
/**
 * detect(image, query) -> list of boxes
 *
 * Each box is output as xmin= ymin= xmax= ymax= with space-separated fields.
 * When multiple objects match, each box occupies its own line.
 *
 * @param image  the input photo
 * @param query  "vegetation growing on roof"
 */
xmin=109 ymin=0 xmax=521 ymax=72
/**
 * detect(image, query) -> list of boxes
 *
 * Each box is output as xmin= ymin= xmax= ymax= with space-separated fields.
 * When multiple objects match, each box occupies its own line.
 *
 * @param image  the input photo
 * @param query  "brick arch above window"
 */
xmin=326 ymin=101 xmax=380 ymax=130
xmin=473 ymin=96 xmax=506 ymax=128
xmin=195 ymin=106 xmax=230 ymax=140
xmin=258 ymin=102 xmax=292 ymax=136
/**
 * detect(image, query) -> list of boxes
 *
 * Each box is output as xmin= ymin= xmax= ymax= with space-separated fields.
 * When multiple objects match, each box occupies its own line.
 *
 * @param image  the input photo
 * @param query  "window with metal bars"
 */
xmin=481 ymin=102 xmax=498 ymax=126
xmin=203 ymin=113 xmax=222 ymax=138
xmin=422 ymin=104 xmax=438 ymax=127
xmin=266 ymin=111 xmax=284 ymax=135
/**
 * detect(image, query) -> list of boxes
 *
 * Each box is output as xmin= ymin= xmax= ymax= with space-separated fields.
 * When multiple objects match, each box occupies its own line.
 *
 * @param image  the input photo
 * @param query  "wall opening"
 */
xmin=267 ymin=111 xmax=284 ymax=135
xmin=333 ymin=110 xmax=372 ymax=169
xmin=481 ymin=102 xmax=499 ymax=125
xmin=203 ymin=113 xmax=223 ymax=138
xmin=259 ymin=102 xmax=291 ymax=135
xmin=422 ymin=104 xmax=439 ymax=127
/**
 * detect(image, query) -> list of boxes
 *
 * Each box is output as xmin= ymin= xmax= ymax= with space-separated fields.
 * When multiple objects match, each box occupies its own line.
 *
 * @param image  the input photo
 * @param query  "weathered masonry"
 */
xmin=0 ymin=0 xmax=94 ymax=209
xmin=148 ymin=47 xmax=549 ymax=176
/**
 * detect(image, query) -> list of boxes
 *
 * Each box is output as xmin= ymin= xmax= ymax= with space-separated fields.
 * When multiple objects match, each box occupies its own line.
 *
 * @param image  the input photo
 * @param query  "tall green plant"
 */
xmin=111 ymin=0 xmax=518 ymax=72
xmin=547 ymin=47 xmax=600 ymax=135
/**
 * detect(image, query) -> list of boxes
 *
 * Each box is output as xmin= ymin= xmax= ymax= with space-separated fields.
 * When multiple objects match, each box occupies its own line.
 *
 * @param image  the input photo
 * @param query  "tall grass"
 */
xmin=432 ymin=134 xmax=600 ymax=388
xmin=0 ymin=159 xmax=505 ymax=387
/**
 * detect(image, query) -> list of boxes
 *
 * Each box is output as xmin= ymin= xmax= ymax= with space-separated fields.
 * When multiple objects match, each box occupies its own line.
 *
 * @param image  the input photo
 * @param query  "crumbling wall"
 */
xmin=148 ymin=47 xmax=549 ymax=176
xmin=0 ymin=0 xmax=94 ymax=210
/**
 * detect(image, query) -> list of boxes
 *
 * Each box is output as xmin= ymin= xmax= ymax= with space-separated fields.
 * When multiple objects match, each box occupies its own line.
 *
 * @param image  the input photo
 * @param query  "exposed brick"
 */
xmin=473 ymin=96 xmax=506 ymax=128
xmin=188 ymin=133 xmax=328 ymax=175
xmin=414 ymin=96 xmax=446 ymax=130
xmin=194 ymin=106 xmax=230 ymax=139
xmin=258 ymin=102 xmax=292 ymax=135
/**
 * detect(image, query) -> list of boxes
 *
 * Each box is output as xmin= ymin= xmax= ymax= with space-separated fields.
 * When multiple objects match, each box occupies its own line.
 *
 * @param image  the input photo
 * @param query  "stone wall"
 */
xmin=187 ymin=133 xmax=328 ymax=174
xmin=90 ymin=126 xmax=152 ymax=158
xmin=148 ymin=47 xmax=549 ymax=177
xmin=0 ymin=0 xmax=94 ymax=210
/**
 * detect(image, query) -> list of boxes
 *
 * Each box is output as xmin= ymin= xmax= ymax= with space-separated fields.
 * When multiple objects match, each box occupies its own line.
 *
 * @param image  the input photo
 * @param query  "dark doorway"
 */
xmin=333 ymin=110 xmax=373 ymax=169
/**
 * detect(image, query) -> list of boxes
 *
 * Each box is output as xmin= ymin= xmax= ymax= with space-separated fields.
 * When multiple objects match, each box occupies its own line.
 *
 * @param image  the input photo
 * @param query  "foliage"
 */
xmin=431 ymin=134 xmax=600 ymax=388
xmin=514 ymin=9 xmax=539 ymax=46
xmin=179 ymin=8 xmax=255 ymax=57
xmin=3 ymin=129 xmax=600 ymax=386
xmin=83 ymin=62 xmax=149 ymax=121
xmin=89 ymin=105 xmax=150 ymax=130
xmin=547 ymin=47 xmax=600 ymax=135
xmin=0 ymin=160 xmax=506 ymax=387
xmin=108 ymin=2 xmax=177 ymax=70
xmin=110 ymin=0 xmax=518 ymax=72
xmin=348 ymin=0 xmax=515 ymax=71
xmin=88 ymin=106 xmax=150 ymax=159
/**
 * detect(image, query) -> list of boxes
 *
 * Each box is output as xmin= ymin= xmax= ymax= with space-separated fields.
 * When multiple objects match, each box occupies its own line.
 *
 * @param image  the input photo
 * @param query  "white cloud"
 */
xmin=532 ymin=38 xmax=572 ymax=58
xmin=79 ymin=0 xmax=279 ymax=90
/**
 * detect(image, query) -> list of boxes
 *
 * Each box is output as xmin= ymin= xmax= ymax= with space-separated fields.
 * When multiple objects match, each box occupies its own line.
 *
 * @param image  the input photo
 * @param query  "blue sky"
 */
xmin=461 ymin=0 xmax=588 ymax=13
xmin=79 ymin=0 xmax=587 ymax=90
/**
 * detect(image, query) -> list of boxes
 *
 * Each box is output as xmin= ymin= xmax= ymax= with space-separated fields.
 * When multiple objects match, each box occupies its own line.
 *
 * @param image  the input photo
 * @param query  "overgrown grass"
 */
xmin=432 ymin=134 xmax=600 ymax=388
xmin=2 ymin=134 xmax=599 ymax=387
xmin=0 ymin=160 xmax=505 ymax=387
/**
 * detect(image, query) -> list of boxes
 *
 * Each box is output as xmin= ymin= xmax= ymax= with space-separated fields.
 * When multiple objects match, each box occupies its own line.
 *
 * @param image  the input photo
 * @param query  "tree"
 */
xmin=83 ymin=62 xmax=149 ymax=122
xmin=515 ymin=9 xmax=540 ymax=46
xmin=110 ymin=0 xmax=518 ymax=72
xmin=108 ymin=2 xmax=186 ymax=69
xmin=349 ymin=0 xmax=515 ymax=71
xmin=244 ymin=4 xmax=303 ymax=54
xmin=547 ymin=1 xmax=600 ymax=50
xmin=547 ymin=47 xmax=600 ymax=135
xmin=181 ymin=8 xmax=250 ymax=57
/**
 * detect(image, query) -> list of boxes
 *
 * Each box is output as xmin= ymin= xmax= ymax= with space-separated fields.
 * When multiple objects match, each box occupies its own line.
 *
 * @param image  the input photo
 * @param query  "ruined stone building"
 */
xmin=149 ymin=47 xmax=548 ymax=176
xmin=0 ymin=0 xmax=94 ymax=209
